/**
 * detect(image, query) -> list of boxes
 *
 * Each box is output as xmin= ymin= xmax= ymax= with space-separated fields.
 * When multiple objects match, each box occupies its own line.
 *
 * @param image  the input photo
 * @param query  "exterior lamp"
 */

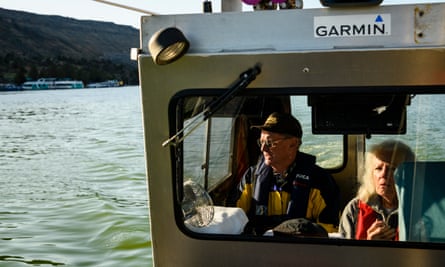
xmin=243 ymin=0 xmax=303 ymax=10
xmin=148 ymin=27 xmax=190 ymax=65
xmin=320 ymin=0 xmax=382 ymax=7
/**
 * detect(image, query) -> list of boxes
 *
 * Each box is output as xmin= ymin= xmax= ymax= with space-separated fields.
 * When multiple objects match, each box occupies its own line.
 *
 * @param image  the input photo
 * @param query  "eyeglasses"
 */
xmin=257 ymin=138 xmax=288 ymax=149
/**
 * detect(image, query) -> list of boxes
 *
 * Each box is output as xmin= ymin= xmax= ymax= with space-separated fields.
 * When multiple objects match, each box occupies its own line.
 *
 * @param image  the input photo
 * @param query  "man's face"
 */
xmin=258 ymin=130 xmax=299 ymax=168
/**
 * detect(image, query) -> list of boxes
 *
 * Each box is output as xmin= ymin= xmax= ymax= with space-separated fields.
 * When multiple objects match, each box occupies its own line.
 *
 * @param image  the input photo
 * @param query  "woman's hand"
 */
xmin=366 ymin=219 xmax=396 ymax=240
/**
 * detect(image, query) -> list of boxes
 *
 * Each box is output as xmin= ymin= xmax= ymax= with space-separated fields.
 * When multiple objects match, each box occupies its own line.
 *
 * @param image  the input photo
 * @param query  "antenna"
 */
xmin=92 ymin=0 xmax=158 ymax=15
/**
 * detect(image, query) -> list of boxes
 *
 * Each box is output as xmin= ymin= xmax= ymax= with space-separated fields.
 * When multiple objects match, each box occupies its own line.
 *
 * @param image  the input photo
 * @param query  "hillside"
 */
xmin=0 ymin=8 xmax=140 ymax=85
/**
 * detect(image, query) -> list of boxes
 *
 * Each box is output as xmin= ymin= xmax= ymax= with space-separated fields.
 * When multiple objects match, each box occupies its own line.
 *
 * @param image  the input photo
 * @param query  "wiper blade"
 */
xmin=162 ymin=63 xmax=262 ymax=147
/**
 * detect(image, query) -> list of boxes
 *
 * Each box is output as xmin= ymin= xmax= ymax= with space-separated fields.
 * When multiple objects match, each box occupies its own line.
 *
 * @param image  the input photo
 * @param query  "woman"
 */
xmin=339 ymin=140 xmax=415 ymax=240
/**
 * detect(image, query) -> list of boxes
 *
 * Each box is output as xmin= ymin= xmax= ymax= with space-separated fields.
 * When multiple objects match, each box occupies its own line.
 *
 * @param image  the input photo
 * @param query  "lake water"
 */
xmin=0 ymin=87 xmax=152 ymax=267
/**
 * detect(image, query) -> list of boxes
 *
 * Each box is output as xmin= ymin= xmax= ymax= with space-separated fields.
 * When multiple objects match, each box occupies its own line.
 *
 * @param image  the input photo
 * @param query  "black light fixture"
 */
xmin=203 ymin=0 xmax=213 ymax=13
xmin=243 ymin=0 xmax=302 ymax=10
xmin=148 ymin=27 xmax=190 ymax=65
xmin=320 ymin=0 xmax=382 ymax=7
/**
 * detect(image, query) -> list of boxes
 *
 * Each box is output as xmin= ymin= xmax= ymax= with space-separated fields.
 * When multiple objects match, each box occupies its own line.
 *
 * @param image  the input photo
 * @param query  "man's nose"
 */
xmin=260 ymin=144 xmax=268 ymax=152
xmin=260 ymin=143 xmax=271 ymax=152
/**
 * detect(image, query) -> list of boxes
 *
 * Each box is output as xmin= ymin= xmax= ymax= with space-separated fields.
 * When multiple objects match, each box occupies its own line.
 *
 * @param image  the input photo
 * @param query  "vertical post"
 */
xmin=203 ymin=118 xmax=212 ymax=190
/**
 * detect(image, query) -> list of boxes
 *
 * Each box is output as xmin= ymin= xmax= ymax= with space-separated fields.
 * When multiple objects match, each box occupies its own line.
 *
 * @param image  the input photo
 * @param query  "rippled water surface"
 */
xmin=0 ymin=87 xmax=151 ymax=266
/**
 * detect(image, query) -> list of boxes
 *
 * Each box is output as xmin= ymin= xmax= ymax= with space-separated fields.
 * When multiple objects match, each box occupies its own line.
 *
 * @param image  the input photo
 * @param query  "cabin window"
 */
xmin=180 ymin=94 xmax=344 ymax=191
xmin=367 ymin=94 xmax=445 ymax=162
xmin=183 ymin=116 xmax=233 ymax=190
xmin=364 ymin=94 xmax=445 ymax=243
xmin=291 ymin=96 xmax=343 ymax=169
xmin=177 ymin=93 xmax=345 ymax=193
xmin=173 ymin=90 xmax=445 ymax=247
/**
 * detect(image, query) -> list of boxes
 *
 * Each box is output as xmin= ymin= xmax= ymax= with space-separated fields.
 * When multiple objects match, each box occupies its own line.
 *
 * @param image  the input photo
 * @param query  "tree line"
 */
xmin=0 ymin=52 xmax=139 ymax=86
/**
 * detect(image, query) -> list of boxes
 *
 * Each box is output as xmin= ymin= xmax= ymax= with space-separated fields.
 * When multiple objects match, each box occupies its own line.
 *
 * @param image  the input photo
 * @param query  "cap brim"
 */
xmin=250 ymin=125 xmax=290 ymax=135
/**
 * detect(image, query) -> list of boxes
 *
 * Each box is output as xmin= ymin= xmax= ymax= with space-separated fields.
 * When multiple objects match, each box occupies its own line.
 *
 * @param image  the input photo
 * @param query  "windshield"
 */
xmin=172 ymin=88 xmax=445 ymax=245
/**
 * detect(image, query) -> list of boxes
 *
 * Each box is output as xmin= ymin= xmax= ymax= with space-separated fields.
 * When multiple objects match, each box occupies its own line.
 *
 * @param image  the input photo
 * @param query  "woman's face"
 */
xmin=371 ymin=155 xmax=397 ymax=202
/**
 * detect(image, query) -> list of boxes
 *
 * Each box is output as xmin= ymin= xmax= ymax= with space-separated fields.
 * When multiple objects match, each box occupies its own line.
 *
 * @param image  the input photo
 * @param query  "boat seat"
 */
xmin=395 ymin=162 xmax=445 ymax=242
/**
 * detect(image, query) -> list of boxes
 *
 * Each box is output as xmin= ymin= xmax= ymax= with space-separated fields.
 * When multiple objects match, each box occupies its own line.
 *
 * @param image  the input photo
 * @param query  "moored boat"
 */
xmin=22 ymin=78 xmax=84 ymax=90
xmin=0 ymin=83 xmax=22 ymax=91
xmin=86 ymin=80 xmax=123 ymax=88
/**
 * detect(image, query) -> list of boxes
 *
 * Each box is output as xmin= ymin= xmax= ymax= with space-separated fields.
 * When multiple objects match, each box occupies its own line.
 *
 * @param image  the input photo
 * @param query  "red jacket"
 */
xmin=340 ymin=195 xmax=398 ymax=240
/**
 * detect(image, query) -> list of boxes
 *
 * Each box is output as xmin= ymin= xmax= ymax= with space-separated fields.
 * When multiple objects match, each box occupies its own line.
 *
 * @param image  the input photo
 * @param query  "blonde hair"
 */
xmin=357 ymin=140 xmax=415 ymax=202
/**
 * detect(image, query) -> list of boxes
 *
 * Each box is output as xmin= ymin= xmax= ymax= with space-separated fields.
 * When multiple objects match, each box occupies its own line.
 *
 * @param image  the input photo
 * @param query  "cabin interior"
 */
xmin=170 ymin=85 xmax=445 ymax=243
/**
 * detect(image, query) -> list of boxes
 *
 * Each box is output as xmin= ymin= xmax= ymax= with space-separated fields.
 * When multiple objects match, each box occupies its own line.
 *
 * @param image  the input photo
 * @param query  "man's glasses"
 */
xmin=257 ymin=138 xmax=288 ymax=149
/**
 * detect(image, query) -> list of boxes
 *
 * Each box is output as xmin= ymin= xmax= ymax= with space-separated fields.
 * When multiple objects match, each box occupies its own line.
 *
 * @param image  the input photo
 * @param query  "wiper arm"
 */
xmin=162 ymin=63 xmax=262 ymax=147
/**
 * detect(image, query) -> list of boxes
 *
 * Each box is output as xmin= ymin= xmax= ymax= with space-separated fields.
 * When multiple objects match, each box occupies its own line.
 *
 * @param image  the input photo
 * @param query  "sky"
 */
xmin=0 ymin=0 xmax=440 ymax=29
xmin=0 ymin=0 xmax=244 ymax=28
xmin=0 ymin=0 xmax=343 ymax=29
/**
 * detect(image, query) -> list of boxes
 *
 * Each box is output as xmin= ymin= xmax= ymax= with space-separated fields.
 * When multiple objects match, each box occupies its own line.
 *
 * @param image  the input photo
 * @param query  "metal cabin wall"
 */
xmin=140 ymin=3 xmax=445 ymax=55
xmin=138 ymin=51 xmax=445 ymax=266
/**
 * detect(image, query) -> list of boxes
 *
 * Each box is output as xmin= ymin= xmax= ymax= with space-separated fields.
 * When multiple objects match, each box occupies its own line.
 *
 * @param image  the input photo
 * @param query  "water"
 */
xmin=0 ymin=87 xmax=151 ymax=267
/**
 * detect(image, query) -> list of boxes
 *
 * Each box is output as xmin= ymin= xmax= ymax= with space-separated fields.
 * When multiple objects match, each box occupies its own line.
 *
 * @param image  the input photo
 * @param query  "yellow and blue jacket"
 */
xmin=233 ymin=152 xmax=340 ymax=235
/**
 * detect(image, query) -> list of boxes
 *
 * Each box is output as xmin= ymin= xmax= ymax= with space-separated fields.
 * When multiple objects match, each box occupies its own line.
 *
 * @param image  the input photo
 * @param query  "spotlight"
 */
xmin=320 ymin=0 xmax=382 ymax=7
xmin=148 ymin=27 xmax=190 ymax=65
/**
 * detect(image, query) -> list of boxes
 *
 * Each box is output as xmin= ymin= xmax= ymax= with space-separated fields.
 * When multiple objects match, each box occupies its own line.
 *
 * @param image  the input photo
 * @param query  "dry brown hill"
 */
xmin=0 ymin=7 xmax=138 ymax=62
xmin=0 ymin=8 xmax=139 ymax=85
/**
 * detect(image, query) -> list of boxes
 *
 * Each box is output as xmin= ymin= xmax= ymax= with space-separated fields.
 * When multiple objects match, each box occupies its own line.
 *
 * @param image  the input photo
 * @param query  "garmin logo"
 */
xmin=314 ymin=14 xmax=391 ymax=38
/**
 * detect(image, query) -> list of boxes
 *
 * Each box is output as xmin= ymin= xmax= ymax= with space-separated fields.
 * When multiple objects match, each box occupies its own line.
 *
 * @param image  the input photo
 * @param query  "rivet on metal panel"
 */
xmin=302 ymin=67 xmax=310 ymax=73
xmin=415 ymin=7 xmax=424 ymax=43
xmin=414 ymin=5 xmax=433 ymax=44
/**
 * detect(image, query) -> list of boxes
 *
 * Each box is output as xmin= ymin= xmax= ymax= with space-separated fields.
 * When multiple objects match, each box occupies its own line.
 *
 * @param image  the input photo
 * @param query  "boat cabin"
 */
xmin=135 ymin=1 xmax=445 ymax=266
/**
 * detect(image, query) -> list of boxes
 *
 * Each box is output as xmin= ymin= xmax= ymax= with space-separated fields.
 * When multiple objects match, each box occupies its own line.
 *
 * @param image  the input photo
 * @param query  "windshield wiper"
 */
xmin=162 ymin=63 xmax=262 ymax=147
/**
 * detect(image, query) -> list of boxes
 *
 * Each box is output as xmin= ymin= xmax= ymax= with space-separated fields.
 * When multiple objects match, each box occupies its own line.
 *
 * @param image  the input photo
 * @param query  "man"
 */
xmin=230 ymin=112 xmax=340 ymax=235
